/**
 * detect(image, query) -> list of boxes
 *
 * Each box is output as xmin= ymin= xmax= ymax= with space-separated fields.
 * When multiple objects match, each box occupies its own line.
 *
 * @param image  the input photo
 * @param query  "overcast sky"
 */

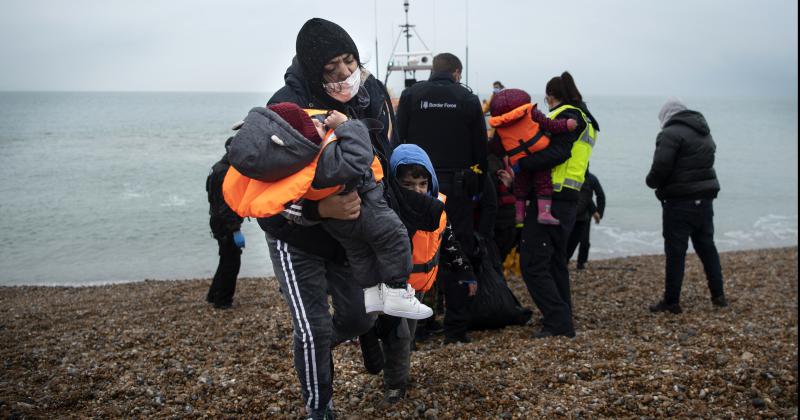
xmin=0 ymin=0 xmax=797 ymax=97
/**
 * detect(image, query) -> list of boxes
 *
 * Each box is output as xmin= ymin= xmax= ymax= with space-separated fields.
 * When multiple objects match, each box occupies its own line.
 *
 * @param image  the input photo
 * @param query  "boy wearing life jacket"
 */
xmin=488 ymin=88 xmax=577 ymax=226
xmin=226 ymin=102 xmax=433 ymax=320
xmin=389 ymin=144 xmax=478 ymax=345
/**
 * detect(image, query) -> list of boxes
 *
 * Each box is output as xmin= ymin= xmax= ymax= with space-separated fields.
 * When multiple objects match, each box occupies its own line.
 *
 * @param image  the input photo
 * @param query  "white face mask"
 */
xmin=323 ymin=67 xmax=362 ymax=103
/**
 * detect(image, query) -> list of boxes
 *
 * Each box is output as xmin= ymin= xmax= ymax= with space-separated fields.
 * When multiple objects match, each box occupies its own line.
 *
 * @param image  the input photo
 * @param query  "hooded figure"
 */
xmin=390 ymin=144 xmax=440 ymax=197
xmin=658 ymin=97 xmax=688 ymax=128
xmin=646 ymin=98 xmax=720 ymax=200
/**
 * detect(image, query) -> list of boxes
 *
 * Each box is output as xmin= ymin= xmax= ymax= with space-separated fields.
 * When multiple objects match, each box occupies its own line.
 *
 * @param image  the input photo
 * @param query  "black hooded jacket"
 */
xmin=207 ymin=150 xmax=243 ymax=240
xmin=396 ymin=73 xmax=488 ymax=174
xmin=646 ymin=110 xmax=720 ymax=200
xmin=256 ymin=58 xmax=442 ymax=261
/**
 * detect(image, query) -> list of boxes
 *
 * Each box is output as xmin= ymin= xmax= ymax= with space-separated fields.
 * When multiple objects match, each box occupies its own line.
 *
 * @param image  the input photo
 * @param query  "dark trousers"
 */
xmin=207 ymin=235 xmax=242 ymax=306
xmin=519 ymin=199 xmax=577 ymax=335
xmin=494 ymin=223 xmax=519 ymax=265
xmin=439 ymin=182 xmax=476 ymax=256
xmin=662 ymin=199 xmax=724 ymax=304
xmin=567 ymin=220 xmax=591 ymax=266
xmin=441 ymin=269 xmax=471 ymax=338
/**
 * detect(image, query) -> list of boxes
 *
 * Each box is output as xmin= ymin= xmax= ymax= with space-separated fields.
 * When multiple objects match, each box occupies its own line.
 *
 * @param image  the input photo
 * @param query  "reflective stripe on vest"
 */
xmin=548 ymin=104 xmax=597 ymax=192
xmin=408 ymin=193 xmax=447 ymax=293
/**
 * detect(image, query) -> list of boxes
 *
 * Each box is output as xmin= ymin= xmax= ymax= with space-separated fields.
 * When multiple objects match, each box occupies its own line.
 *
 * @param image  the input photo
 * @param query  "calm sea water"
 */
xmin=0 ymin=92 xmax=796 ymax=285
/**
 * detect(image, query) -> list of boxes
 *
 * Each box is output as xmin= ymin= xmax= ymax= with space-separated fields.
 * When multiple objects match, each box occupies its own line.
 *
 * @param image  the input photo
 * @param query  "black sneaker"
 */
xmin=425 ymin=318 xmax=445 ymax=334
xmin=307 ymin=405 xmax=336 ymax=420
xmin=711 ymin=294 xmax=729 ymax=307
xmin=213 ymin=302 xmax=233 ymax=310
xmin=649 ymin=300 xmax=682 ymax=314
xmin=414 ymin=326 xmax=431 ymax=343
xmin=576 ymin=263 xmax=586 ymax=270
xmin=443 ymin=333 xmax=472 ymax=345
xmin=384 ymin=387 xmax=406 ymax=404
xmin=358 ymin=327 xmax=384 ymax=375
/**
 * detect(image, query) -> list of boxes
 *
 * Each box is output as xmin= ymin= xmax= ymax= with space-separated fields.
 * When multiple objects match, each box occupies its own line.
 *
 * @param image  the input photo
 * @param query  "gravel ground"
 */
xmin=1 ymin=247 xmax=797 ymax=419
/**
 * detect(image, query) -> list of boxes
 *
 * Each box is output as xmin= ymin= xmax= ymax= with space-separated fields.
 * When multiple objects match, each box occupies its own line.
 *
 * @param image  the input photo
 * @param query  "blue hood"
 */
xmin=389 ymin=144 xmax=439 ymax=197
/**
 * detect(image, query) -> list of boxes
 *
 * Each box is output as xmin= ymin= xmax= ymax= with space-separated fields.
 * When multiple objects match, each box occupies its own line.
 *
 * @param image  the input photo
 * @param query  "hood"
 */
xmin=658 ymin=97 xmax=687 ymax=127
xmin=389 ymin=144 xmax=439 ymax=197
xmin=228 ymin=106 xmax=321 ymax=182
xmin=664 ymin=110 xmax=711 ymax=136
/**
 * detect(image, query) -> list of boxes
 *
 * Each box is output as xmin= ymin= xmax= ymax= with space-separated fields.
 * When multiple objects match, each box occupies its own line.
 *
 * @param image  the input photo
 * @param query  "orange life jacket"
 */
xmin=222 ymin=110 xmax=384 ymax=218
xmin=488 ymin=103 xmax=551 ymax=166
xmin=408 ymin=193 xmax=447 ymax=293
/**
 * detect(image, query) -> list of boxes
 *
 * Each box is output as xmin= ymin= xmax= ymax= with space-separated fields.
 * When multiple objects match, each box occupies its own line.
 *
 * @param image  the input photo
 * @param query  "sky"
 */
xmin=0 ymin=0 xmax=797 ymax=98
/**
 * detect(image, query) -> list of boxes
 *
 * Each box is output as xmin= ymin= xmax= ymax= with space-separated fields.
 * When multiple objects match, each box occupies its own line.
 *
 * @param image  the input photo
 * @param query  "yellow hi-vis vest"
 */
xmin=548 ymin=104 xmax=597 ymax=192
xmin=409 ymin=193 xmax=447 ymax=293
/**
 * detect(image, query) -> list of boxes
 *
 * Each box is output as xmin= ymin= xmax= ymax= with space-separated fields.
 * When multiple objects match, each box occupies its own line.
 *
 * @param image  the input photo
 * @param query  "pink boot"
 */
xmin=536 ymin=198 xmax=560 ymax=225
xmin=515 ymin=200 xmax=526 ymax=227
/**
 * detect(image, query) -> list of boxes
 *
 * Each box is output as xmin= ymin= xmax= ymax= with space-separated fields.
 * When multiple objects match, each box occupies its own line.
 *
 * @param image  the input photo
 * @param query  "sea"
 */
xmin=0 ymin=92 xmax=796 ymax=286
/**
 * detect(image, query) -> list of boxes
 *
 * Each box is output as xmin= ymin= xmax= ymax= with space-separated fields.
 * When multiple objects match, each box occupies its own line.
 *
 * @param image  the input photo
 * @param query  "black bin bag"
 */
xmin=468 ymin=238 xmax=533 ymax=330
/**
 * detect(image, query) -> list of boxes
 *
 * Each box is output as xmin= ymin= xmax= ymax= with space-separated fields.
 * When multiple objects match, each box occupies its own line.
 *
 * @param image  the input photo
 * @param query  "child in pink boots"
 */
xmin=489 ymin=88 xmax=577 ymax=226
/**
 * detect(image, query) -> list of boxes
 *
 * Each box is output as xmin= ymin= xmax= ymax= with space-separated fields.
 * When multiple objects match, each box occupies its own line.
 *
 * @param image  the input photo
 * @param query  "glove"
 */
xmin=232 ymin=230 xmax=245 ymax=248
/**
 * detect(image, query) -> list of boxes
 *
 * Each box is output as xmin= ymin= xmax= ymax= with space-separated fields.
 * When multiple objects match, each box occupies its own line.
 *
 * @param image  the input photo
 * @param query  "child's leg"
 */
xmin=513 ymin=170 xmax=531 ymax=226
xmin=533 ymin=170 xmax=560 ymax=225
xmin=358 ymin=185 xmax=432 ymax=320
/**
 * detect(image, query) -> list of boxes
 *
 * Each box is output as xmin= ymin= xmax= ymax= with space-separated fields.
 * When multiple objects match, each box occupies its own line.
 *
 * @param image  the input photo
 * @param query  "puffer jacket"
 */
xmin=646 ymin=110 xmax=720 ymax=200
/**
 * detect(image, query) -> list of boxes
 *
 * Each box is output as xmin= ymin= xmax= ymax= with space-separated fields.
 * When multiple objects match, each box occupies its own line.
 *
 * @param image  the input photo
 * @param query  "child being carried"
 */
xmin=488 ymin=88 xmax=577 ymax=226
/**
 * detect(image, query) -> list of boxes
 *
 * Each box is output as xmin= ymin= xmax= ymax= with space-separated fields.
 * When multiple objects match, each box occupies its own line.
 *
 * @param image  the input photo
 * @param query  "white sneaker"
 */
xmin=382 ymin=284 xmax=433 ymax=320
xmin=363 ymin=285 xmax=384 ymax=314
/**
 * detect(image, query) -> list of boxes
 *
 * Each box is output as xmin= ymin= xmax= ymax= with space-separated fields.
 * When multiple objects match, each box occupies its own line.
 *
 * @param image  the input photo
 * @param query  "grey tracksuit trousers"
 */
xmin=266 ymin=234 xmax=412 ymax=411
xmin=322 ymin=183 xmax=412 ymax=288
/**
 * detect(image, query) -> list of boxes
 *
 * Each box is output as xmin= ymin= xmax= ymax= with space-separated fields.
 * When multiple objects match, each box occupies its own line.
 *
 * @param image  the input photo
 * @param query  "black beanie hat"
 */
xmin=296 ymin=18 xmax=360 ymax=90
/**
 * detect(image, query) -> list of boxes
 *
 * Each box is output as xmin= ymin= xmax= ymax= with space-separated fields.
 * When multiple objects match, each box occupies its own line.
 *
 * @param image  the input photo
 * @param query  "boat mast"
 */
xmin=384 ymin=0 xmax=433 ymax=89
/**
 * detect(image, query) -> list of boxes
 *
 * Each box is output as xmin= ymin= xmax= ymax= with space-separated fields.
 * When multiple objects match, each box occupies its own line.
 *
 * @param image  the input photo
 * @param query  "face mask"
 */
xmin=493 ymin=87 xmax=502 ymax=94
xmin=323 ymin=67 xmax=362 ymax=103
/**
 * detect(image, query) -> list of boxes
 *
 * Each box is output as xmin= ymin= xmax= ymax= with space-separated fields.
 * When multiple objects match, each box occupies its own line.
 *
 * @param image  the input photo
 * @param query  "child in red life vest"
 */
xmin=389 ymin=144 xmax=478 ymax=345
xmin=488 ymin=89 xmax=577 ymax=226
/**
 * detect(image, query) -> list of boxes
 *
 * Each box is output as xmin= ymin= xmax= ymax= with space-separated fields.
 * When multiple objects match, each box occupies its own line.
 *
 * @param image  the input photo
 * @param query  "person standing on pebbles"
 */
xmin=646 ymin=97 xmax=727 ymax=314
xmin=516 ymin=72 xmax=599 ymax=339
xmin=227 ymin=18 xmax=441 ymax=418
xmin=205 ymin=137 xmax=244 ymax=310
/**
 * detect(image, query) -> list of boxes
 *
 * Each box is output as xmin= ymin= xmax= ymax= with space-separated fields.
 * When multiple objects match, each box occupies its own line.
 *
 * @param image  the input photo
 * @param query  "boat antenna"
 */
xmin=465 ymin=0 xmax=469 ymax=86
xmin=384 ymin=0 xmax=433 ymax=88
xmin=374 ymin=0 xmax=379 ymax=79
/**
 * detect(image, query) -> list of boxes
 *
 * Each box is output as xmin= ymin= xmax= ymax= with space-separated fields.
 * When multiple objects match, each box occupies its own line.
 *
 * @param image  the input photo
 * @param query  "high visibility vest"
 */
xmin=548 ymin=104 xmax=597 ymax=192
xmin=409 ymin=193 xmax=447 ymax=293
xmin=222 ymin=109 xmax=384 ymax=218
xmin=488 ymin=103 xmax=551 ymax=166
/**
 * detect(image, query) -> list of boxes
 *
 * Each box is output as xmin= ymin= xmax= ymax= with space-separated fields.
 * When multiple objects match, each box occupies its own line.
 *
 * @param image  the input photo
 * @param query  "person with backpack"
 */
xmin=205 ymin=137 xmax=244 ymax=310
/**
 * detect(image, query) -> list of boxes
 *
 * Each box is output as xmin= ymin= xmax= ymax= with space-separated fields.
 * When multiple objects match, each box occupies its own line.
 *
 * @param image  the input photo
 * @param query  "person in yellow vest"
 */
xmin=515 ymin=72 xmax=600 ymax=339
xmin=390 ymin=144 xmax=478 ymax=346
xmin=488 ymin=87 xmax=579 ymax=226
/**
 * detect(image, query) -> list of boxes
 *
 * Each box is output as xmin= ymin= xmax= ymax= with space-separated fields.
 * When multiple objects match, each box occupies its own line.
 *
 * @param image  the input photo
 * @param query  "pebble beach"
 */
xmin=1 ymin=247 xmax=797 ymax=419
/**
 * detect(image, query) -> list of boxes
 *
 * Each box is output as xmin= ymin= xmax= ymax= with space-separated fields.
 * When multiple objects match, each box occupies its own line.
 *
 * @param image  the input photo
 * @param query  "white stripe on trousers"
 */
xmin=277 ymin=240 xmax=320 ymax=410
